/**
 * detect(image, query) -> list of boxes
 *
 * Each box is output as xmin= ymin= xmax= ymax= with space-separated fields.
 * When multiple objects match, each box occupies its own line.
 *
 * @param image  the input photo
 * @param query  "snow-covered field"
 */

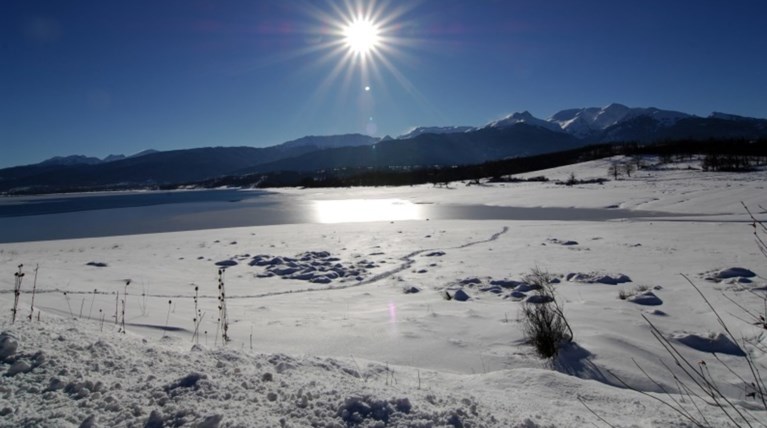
xmin=1 ymin=156 xmax=766 ymax=427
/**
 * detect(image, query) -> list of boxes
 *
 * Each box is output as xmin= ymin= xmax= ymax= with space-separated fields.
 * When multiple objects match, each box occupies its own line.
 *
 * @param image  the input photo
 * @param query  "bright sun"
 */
xmin=343 ymin=18 xmax=380 ymax=55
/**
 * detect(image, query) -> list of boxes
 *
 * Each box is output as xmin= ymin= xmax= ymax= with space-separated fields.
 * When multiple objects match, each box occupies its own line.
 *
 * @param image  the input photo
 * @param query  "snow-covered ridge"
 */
xmin=548 ymin=103 xmax=691 ymax=137
xmin=397 ymin=126 xmax=475 ymax=140
xmin=485 ymin=111 xmax=564 ymax=133
xmin=473 ymin=103 xmax=701 ymax=137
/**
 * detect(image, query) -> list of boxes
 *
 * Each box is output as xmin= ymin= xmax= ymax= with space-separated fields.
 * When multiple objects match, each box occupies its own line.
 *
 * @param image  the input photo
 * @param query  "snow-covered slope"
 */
xmin=485 ymin=111 xmax=564 ymax=133
xmin=549 ymin=103 xmax=691 ymax=137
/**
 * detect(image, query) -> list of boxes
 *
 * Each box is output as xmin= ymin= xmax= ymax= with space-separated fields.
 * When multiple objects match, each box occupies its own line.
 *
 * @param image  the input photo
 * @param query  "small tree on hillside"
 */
xmin=623 ymin=162 xmax=636 ymax=178
xmin=607 ymin=163 xmax=622 ymax=180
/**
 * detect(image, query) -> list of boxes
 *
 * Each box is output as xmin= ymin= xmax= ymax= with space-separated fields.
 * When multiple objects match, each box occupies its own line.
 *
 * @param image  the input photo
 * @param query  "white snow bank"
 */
xmin=0 ymin=317 xmax=751 ymax=427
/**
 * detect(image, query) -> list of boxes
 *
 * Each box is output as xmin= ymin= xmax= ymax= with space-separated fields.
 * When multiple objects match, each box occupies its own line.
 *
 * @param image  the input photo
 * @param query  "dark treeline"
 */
xmin=191 ymin=137 xmax=767 ymax=189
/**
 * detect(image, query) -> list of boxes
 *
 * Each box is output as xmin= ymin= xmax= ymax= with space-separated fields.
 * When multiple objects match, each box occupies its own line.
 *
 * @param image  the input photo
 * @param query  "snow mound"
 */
xmin=675 ymin=332 xmax=746 ymax=356
xmin=704 ymin=267 xmax=757 ymax=282
xmin=566 ymin=272 xmax=631 ymax=285
xmin=627 ymin=291 xmax=663 ymax=306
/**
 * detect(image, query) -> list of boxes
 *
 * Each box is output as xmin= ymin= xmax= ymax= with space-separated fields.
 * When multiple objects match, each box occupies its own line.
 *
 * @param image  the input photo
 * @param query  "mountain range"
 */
xmin=2 ymin=103 xmax=766 ymax=193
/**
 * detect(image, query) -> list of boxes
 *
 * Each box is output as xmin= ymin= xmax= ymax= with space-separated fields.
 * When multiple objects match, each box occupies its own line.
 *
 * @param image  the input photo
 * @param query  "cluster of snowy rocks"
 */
xmin=215 ymin=251 xmax=380 ymax=284
xmin=436 ymin=272 xmax=634 ymax=303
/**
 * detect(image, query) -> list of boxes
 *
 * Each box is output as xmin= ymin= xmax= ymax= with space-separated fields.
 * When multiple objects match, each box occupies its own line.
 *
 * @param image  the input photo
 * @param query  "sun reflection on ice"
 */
xmin=313 ymin=199 xmax=423 ymax=223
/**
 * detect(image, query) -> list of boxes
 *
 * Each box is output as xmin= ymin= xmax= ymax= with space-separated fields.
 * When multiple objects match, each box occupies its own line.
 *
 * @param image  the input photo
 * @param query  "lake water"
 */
xmin=0 ymin=189 xmax=672 ymax=243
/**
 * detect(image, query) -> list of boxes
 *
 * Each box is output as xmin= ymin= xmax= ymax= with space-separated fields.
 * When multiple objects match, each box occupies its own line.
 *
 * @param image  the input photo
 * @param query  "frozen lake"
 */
xmin=0 ymin=189 xmax=674 ymax=243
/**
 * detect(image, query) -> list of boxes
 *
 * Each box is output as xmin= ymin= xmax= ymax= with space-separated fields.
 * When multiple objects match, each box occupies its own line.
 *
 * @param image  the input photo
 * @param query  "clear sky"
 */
xmin=2 ymin=0 xmax=766 ymax=168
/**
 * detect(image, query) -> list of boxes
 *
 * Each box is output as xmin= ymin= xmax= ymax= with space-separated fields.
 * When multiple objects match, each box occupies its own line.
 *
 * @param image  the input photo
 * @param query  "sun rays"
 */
xmin=280 ymin=0 xmax=431 ymax=135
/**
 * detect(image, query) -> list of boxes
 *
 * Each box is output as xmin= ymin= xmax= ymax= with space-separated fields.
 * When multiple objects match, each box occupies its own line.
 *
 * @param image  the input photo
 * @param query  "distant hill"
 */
xmin=0 ymin=134 xmax=379 ymax=193
xmin=0 ymin=146 xmax=311 ymax=193
xmin=275 ymin=134 xmax=378 ymax=150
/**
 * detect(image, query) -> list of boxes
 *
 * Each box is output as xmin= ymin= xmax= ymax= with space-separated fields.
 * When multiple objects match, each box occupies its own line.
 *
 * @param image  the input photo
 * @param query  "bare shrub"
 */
xmin=521 ymin=268 xmax=573 ymax=359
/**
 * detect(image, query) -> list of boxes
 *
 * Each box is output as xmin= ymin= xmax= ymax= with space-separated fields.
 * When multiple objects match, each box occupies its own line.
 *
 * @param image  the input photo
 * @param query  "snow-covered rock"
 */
xmin=566 ymin=272 xmax=632 ymax=285
xmin=627 ymin=291 xmax=663 ymax=306
xmin=452 ymin=289 xmax=471 ymax=301
xmin=0 ymin=332 xmax=18 ymax=361
xmin=707 ymin=266 xmax=757 ymax=281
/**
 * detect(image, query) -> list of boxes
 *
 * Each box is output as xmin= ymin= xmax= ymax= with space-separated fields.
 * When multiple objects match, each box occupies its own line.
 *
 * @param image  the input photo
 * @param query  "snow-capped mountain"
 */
xmin=485 ymin=111 xmax=564 ymax=133
xmin=397 ymin=126 xmax=474 ymax=140
xmin=473 ymin=104 xmax=693 ymax=139
xmin=549 ymin=103 xmax=691 ymax=138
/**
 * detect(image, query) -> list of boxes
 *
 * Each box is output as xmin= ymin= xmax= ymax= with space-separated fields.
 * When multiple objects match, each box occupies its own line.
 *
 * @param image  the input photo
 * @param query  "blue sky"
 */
xmin=2 ymin=0 xmax=766 ymax=168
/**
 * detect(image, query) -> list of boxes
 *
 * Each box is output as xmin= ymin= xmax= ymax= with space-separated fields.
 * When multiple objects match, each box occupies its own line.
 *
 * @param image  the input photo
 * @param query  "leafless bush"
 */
xmin=521 ymin=268 xmax=573 ymax=359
